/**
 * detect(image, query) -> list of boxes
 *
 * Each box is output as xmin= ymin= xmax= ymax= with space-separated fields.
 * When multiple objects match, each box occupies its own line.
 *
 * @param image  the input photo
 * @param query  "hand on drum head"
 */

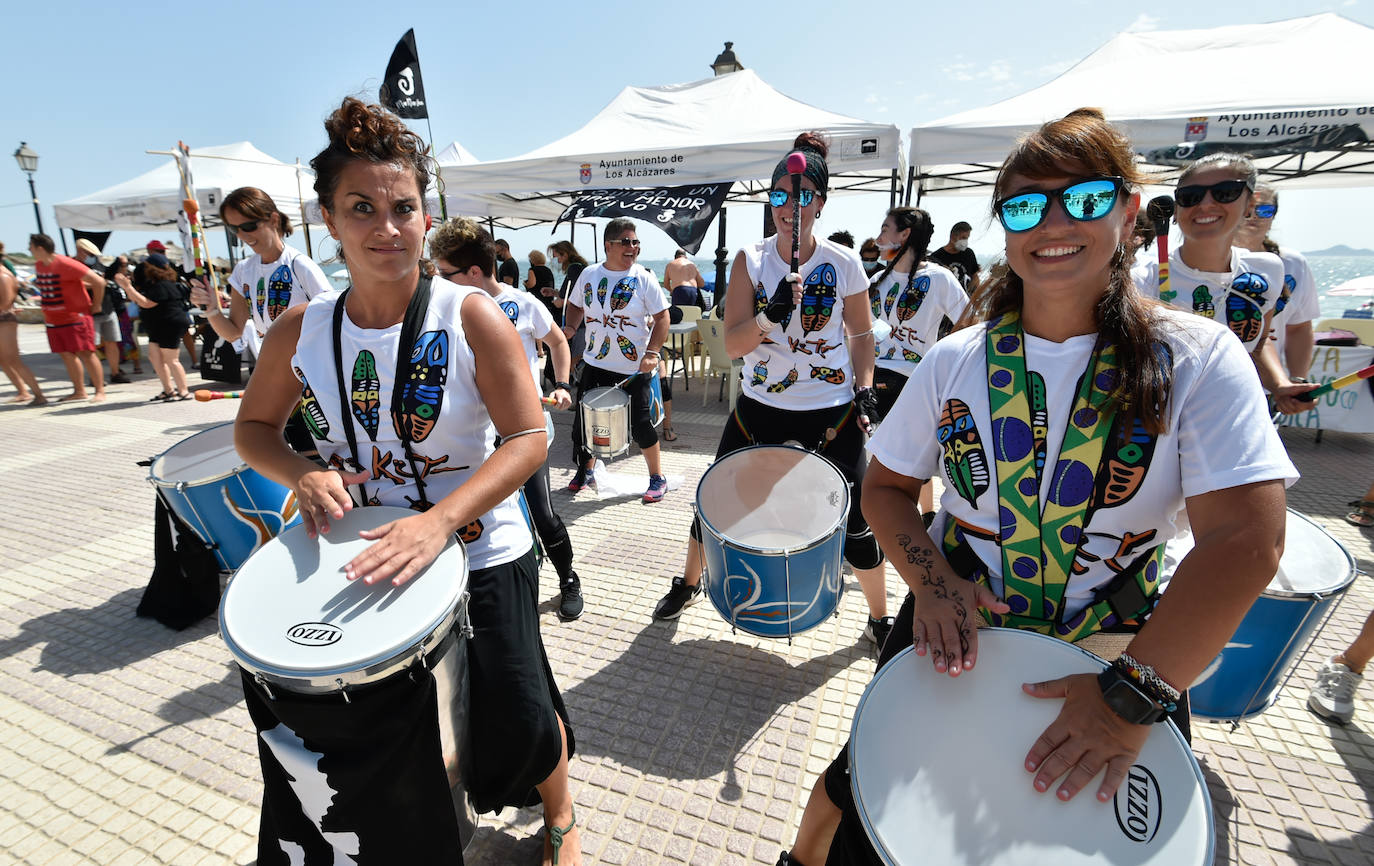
xmin=346 ymin=510 xmax=452 ymax=587
xmin=295 ymin=468 xmax=368 ymax=538
xmin=912 ymin=581 xmax=1010 ymax=676
xmin=1021 ymin=673 xmax=1152 ymax=803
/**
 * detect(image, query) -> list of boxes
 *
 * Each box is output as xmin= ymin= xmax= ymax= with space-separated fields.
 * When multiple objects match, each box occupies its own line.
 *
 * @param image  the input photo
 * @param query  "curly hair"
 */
xmin=311 ymin=96 xmax=430 ymax=213
xmin=428 ymin=217 xmax=495 ymax=277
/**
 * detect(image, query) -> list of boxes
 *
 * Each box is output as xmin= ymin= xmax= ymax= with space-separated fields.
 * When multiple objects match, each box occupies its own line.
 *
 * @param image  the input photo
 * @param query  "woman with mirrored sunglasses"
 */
xmin=653 ymin=132 xmax=893 ymax=645
xmin=1234 ymin=184 xmax=1319 ymax=380
xmin=781 ymin=108 xmax=1295 ymax=866
xmin=1130 ymin=154 xmax=1316 ymax=414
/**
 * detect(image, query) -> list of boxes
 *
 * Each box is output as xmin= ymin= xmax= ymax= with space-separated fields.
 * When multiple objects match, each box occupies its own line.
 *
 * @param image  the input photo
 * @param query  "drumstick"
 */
xmin=540 ymin=396 xmax=559 ymax=406
xmin=786 ymin=152 xmax=807 ymax=275
xmin=1293 ymin=364 xmax=1374 ymax=402
xmin=1145 ymin=196 xmax=1174 ymax=301
xmin=193 ymin=389 xmax=244 ymax=401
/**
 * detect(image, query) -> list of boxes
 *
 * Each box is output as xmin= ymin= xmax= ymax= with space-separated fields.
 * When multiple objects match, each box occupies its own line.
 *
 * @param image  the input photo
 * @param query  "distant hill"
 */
xmin=1304 ymin=245 xmax=1374 ymax=257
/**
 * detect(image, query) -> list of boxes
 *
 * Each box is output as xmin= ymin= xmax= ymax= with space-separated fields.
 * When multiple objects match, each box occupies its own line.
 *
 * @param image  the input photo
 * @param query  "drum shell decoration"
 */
xmin=696 ymin=445 xmax=848 ymax=638
xmin=581 ymin=386 xmax=631 ymax=458
xmin=1184 ymin=509 xmax=1356 ymax=720
xmin=851 ymin=629 xmax=1213 ymax=866
xmin=148 ymin=422 xmax=301 ymax=572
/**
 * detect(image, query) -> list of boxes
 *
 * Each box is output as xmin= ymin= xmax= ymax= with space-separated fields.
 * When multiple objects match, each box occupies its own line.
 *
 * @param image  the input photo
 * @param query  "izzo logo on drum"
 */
xmin=1113 ymin=764 xmax=1163 ymax=843
xmin=592 ymin=425 xmax=612 ymax=446
xmin=286 ymin=621 xmax=343 ymax=647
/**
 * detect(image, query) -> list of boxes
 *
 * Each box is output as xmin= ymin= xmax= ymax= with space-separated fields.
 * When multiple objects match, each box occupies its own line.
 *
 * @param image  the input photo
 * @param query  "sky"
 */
xmin=3 ymin=0 xmax=1372 ymax=272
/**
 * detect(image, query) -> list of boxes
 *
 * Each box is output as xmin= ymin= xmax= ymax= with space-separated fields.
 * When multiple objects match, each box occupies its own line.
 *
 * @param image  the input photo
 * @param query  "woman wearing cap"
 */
xmin=780 ymin=108 xmax=1295 ymax=866
xmin=653 ymin=132 xmax=894 ymax=649
xmin=118 ymin=253 xmax=192 ymax=400
xmin=1130 ymin=155 xmax=1315 ymax=414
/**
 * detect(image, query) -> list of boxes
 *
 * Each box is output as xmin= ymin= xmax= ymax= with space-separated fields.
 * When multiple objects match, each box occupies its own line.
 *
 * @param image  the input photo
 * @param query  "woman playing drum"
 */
xmin=235 ymin=97 xmax=580 ymax=865
xmin=783 ymin=108 xmax=1296 ymax=865
xmin=653 ymin=132 xmax=892 ymax=648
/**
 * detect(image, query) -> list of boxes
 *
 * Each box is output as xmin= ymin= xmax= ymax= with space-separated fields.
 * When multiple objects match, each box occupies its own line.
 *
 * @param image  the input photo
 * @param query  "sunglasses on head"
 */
xmin=226 ymin=218 xmax=262 ymax=234
xmin=609 ymin=238 xmax=640 ymax=248
xmin=995 ymin=177 xmax=1125 ymax=233
xmin=437 ymin=267 xmax=462 ymax=280
xmin=768 ymin=188 xmax=817 ymax=209
xmin=1250 ymin=203 xmax=1278 ymax=219
xmin=1173 ymin=178 xmax=1253 ymax=208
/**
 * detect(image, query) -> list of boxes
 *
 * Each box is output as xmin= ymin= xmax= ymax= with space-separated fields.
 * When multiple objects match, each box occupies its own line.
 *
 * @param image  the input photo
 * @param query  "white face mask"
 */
xmin=953 ymin=239 xmax=969 ymax=252
xmin=876 ymin=240 xmax=902 ymax=252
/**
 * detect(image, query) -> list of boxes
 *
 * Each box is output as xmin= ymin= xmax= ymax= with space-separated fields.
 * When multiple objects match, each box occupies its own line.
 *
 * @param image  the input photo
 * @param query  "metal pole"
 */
xmin=295 ymin=159 xmax=312 ymax=257
xmin=889 ymin=169 xmax=898 ymax=210
xmin=59 ymin=229 xmax=69 ymax=256
xmin=713 ymin=207 xmax=728 ymax=301
xmin=225 ymin=226 xmax=237 ymax=267
xmin=25 ymin=175 xmax=45 ymax=235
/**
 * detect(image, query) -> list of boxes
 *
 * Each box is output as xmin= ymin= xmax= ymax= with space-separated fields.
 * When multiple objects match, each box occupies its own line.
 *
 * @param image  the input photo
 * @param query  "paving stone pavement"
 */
xmin=1 ymin=323 xmax=1371 ymax=865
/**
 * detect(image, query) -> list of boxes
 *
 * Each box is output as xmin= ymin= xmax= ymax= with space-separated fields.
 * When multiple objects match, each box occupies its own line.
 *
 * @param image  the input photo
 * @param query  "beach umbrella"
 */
xmin=1327 ymin=276 xmax=1374 ymax=297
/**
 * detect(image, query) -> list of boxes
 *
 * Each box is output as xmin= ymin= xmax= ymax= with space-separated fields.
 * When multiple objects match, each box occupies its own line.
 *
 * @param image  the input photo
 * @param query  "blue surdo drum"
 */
xmin=696 ymin=445 xmax=848 ymax=639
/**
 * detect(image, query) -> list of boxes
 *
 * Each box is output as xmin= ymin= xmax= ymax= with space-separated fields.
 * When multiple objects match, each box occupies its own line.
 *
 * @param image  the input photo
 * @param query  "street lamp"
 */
xmin=710 ymin=42 xmax=744 ymax=76
xmin=13 ymin=142 xmax=45 ymax=236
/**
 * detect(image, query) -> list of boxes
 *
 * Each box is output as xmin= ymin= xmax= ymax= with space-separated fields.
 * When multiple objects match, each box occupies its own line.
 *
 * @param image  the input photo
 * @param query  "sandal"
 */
xmin=148 ymin=391 xmax=173 ymax=402
xmin=662 ymin=425 xmax=678 ymax=442
xmin=543 ymin=807 xmax=576 ymax=866
xmin=1346 ymin=505 xmax=1374 ymax=528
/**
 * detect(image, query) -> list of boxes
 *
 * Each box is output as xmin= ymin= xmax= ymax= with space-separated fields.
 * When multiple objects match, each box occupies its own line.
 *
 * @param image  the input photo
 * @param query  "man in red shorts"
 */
xmin=28 ymin=233 xmax=107 ymax=402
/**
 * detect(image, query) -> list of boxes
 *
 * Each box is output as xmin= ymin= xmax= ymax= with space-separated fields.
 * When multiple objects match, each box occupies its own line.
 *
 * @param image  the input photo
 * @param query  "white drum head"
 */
xmin=697 ymin=446 xmax=848 ymax=551
xmin=151 ymin=422 xmax=244 ymax=485
xmin=851 ymin=630 xmax=1212 ymax=866
xmin=221 ymin=506 xmax=469 ymax=688
xmin=1164 ymin=509 xmax=1353 ymax=597
xmin=583 ymin=386 xmax=629 ymax=411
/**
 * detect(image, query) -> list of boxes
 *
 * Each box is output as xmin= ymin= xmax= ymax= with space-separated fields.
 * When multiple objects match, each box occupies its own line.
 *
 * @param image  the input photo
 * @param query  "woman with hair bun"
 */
xmin=780 ymin=108 xmax=1295 ymax=865
xmin=234 ymin=97 xmax=580 ymax=865
xmin=867 ymin=206 xmax=968 ymax=522
xmin=653 ymin=132 xmax=894 ymax=649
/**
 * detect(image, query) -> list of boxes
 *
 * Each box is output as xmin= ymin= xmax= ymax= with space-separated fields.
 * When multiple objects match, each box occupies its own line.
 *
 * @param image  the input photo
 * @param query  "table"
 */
xmin=666 ymin=321 xmax=700 ymax=391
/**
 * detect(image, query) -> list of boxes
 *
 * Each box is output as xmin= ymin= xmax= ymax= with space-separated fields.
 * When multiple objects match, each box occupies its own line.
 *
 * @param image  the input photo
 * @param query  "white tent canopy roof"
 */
xmin=910 ymin=13 xmax=1374 ymax=195
xmin=55 ymin=142 xmax=316 ymax=230
xmin=440 ymin=69 xmax=903 ymax=200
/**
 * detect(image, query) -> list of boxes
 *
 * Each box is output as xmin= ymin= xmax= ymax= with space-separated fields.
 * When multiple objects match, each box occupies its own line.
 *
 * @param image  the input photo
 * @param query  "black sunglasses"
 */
xmin=226 ymin=218 xmax=262 ymax=234
xmin=609 ymin=238 xmax=641 ymax=248
xmin=995 ymin=177 xmax=1125 ymax=233
xmin=437 ymin=267 xmax=463 ymax=280
xmin=1174 ymin=178 xmax=1253 ymax=208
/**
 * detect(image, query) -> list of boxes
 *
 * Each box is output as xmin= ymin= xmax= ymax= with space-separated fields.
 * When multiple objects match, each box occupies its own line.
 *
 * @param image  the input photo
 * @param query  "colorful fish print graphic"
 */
xmin=765 ymin=368 xmax=798 ymax=393
xmin=1028 ymin=371 xmax=1048 ymax=476
xmin=458 ymin=519 xmax=484 ymax=543
xmin=936 ymin=398 xmax=990 ymax=508
xmin=267 ymin=265 xmax=293 ymax=321
xmin=596 ymin=277 xmax=609 ymax=307
xmin=295 ymin=367 xmax=329 ymax=440
xmin=499 ymin=299 xmax=519 ymax=323
xmin=809 ymin=365 xmax=846 ymax=384
xmin=1227 ymin=272 xmax=1269 ymax=344
xmin=617 ymin=334 xmax=638 ymax=361
xmin=583 ymin=281 xmax=594 ymax=307
xmin=751 ymin=358 xmax=769 ymax=386
xmin=753 ymin=281 xmax=768 ymax=316
xmin=594 ymin=336 xmax=612 ymax=359
xmin=1277 ymin=274 xmax=1295 ymax=316
xmin=351 ymin=351 xmax=381 ymax=440
xmin=253 ymin=277 xmax=267 ymax=321
xmin=895 ymin=275 xmax=930 ymax=324
xmin=1191 ymin=286 xmax=1215 ymax=320
xmin=879 ymin=346 xmax=897 ymax=360
xmin=799 ymin=263 xmax=837 ymax=335
xmin=609 ymin=276 xmax=635 ymax=311
xmin=1093 ymin=415 xmax=1156 ymax=510
xmin=868 ymin=283 xmax=884 ymax=319
xmin=901 ymin=348 xmax=921 ymax=363
xmin=393 ymin=330 xmax=447 ymax=443
xmin=884 ymin=280 xmax=902 ymax=317
xmin=937 ymin=315 xmax=955 ymax=342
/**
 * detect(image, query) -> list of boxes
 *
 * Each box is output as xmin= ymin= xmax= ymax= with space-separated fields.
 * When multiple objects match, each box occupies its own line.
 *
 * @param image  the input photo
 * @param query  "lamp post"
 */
xmin=710 ymin=42 xmax=744 ymax=77
xmin=708 ymin=43 xmax=744 ymax=298
xmin=13 ymin=142 xmax=45 ymax=236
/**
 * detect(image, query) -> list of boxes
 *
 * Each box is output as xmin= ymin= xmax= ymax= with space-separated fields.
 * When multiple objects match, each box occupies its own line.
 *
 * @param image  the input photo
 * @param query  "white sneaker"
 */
xmin=1307 ymin=657 xmax=1362 ymax=724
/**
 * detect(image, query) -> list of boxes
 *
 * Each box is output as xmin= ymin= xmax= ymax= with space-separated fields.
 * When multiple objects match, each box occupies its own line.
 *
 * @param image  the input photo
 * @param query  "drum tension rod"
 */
xmin=253 ymin=673 xmax=276 ymax=701
xmin=336 ymin=678 xmax=351 ymax=703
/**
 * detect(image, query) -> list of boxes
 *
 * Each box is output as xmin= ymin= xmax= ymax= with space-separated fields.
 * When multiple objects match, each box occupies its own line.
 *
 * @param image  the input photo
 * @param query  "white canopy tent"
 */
xmin=907 ymin=14 xmax=1374 ymax=198
xmin=440 ymin=69 xmax=905 ymax=205
xmin=54 ymin=142 xmax=317 ymax=230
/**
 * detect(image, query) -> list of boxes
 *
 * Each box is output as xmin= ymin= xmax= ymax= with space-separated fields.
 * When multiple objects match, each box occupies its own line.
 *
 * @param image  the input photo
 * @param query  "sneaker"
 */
xmin=864 ymin=616 xmax=896 ymax=650
xmin=1307 ymin=657 xmax=1362 ymax=724
xmin=558 ymin=573 xmax=584 ymax=621
xmin=643 ymin=474 xmax=668 ymax=503
xmin=653 ymin=577 xmax=702 ymax=620
xmin=566 ymin=467 xmax=591 ymax=493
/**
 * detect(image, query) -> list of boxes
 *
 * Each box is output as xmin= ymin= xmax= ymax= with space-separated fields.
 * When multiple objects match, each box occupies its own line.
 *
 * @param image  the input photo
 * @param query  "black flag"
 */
xmin=379 ymin=29 xmax=428 ymax=119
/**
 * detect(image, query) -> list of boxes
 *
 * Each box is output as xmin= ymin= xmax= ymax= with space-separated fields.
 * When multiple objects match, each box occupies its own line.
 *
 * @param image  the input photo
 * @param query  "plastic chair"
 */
xmin=673 ymin=306 xmax=703 ymax=379
xmin=695 ymin=318 xmax=743 ymax=407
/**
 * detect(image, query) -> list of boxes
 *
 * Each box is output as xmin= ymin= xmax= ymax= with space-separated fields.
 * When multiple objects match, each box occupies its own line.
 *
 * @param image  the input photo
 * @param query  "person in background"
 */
xmin=1308 ymin=602 xmax=1373 ymax=724
xmin=0 ymin=241 xmax=16 ymax=277
xmin=858 ymin=237 xmax=882 ymax=277
xmin=1234 ymin=183 xmax=1318 ymax=380
xmin=29 ymin=233 xmax=106 ymax=402
xmin=495 ymin=238 xmax=520 ymax=287
xmin=76 ymin=239 xmax=130 ymax=384
xmin=929 ymin=220 xmax=981 ymax=290
xmin=827 ymin=230 xmax=855 ymax=249
xmin=525 ymin=249 xmax=558 ymax=318
xmin=0 ymin=263 xmax=45 ymax=404
xmin=665 ymin=248 xmax=705 ymax=310
xmin=104 ymin=256 xmax=143 ymax=375
xmin=118 ymin=253 xmax=192 ymax=401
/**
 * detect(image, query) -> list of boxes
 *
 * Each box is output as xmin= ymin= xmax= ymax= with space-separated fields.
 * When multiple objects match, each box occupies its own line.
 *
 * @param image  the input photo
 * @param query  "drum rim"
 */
xmin=581 ymin=386 xmax=631 ymax=409
xmin=695 ymin=444 xmax=851 ymax=554
xmin=1262 ymin=509 xmax=1358 ymax=599
xmin=219 ymin=506 xmax=470 ymax=694
xmin=148 ymin=422 xmax=249 ymax=487
xmin=849 ymin=630 xmax=1213 ymax=866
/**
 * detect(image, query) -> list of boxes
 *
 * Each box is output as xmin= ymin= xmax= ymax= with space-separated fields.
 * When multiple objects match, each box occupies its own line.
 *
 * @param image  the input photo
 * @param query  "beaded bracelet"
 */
xmin=1112 ymin=653 xmax=1180 ymax=712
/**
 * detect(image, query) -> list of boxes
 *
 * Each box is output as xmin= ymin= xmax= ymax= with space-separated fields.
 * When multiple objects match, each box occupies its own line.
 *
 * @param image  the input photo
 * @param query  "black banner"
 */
xmin=72 ymin=230 xmax=111 ymax=253
xmin=1144 ymin=123 xmax=1369 ymax=165
xmin=555 ymin=183 xmax=731 ymax=254
xmin=379 ymin=29 xmax=428 ymax=119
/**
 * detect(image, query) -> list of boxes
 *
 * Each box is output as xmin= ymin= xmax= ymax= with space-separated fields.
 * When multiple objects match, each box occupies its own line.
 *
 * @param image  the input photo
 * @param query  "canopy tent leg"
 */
xmin=303 ymin=224 xmax=313 ymax=258
xmin=889 ymin=169 xmax=898 ymax=210
xmin=904 ymin=166 xmax=916 ymax=207
xmin=714 ymin=207 xmax=728 ymax=304
xmin=225 ymin=226 xmax=237 ymax=267
xmin=60 ymin=230 xmax=70 ymax=256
